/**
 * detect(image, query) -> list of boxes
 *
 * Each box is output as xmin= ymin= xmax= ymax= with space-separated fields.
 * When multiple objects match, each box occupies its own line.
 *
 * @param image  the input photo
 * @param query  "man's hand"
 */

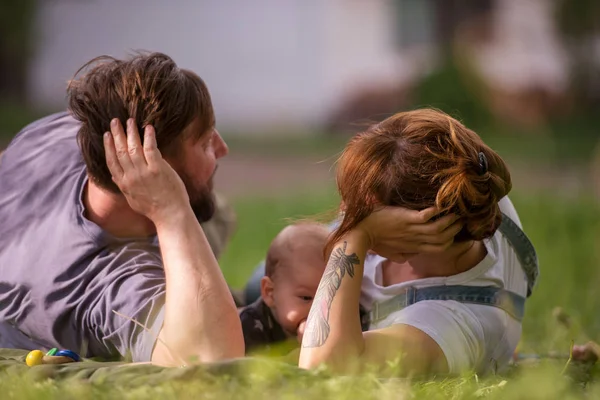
xmin=104 ymin=118 xmax=189 ymax=223
xmin=356 ymin=206 xmax=463 ymax=257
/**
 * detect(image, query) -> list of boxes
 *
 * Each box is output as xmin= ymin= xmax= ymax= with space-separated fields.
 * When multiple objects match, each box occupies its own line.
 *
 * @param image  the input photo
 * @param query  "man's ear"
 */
xmin=261 ymin=276 xmax=275 ymax=308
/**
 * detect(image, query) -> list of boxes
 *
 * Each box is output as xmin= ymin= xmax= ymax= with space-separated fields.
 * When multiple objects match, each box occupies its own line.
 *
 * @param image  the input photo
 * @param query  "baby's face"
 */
xmin=267 ymin=253 xmax=325 ymax=340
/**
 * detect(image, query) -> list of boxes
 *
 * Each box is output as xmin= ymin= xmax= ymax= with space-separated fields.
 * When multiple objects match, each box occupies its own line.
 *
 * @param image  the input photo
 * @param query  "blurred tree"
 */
xmin=555 ymin=0 xmax=600 ymax=110
xmin=432 ymin=0 xmax=494 ymax=52
xmin=0 ymin=0 xmax=37 ymax=103
xmin=0 ymin=0 xmax=43 ymax=143
xmin=411 ymin=55 xmax=494 ymax=131
xmin=555 ymin=0 xmax=600 ymax=198
xmin=407 ymin=0 xmax=496 ymax=130
xmin=392 ymin=0 xmax=494 ymax=52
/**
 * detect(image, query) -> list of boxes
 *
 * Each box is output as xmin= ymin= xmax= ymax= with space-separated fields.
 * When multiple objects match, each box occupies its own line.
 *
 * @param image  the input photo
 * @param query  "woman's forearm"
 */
xmin=299 ymin=229 xmax=369 ymax=372
xmin=153 ymin=207 xmax=244 ymax=366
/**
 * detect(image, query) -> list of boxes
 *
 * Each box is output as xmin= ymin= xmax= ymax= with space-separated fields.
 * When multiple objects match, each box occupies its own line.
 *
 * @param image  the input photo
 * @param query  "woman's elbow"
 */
xmin=299 ymin=346 xmax=363 ymax=373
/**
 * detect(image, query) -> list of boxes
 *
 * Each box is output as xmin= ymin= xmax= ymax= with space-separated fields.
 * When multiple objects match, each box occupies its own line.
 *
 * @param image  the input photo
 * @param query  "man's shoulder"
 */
xmin=0 ymin=111 xmax=83 ymax=184
xmin=92 ymin=241 xmax=163 ymax=275
xmin=5 ymin=111 xmax=77 ymax=148
xmin=0 ymin=111 xmax=86 ymax=241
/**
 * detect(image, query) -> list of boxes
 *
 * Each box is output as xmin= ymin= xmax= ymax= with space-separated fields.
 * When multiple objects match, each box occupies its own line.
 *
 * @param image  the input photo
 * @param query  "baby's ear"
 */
xmin=261 ymin=276 xmax=275 ymax=308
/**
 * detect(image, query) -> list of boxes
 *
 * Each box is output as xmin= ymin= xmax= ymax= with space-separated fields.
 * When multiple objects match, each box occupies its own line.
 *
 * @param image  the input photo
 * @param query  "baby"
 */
xmin=239 ymin=222 xmax=330 ymax=354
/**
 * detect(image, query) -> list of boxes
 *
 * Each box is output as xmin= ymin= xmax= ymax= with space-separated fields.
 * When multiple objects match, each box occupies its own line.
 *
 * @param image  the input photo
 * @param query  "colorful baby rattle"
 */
xmin=26 ymin=348 xmax=82 ymax=367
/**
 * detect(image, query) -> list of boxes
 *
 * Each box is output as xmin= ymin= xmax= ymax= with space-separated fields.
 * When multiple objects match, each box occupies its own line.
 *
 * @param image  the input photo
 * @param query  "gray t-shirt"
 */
xmin=0 ymin=112 xmax=165 ymax=361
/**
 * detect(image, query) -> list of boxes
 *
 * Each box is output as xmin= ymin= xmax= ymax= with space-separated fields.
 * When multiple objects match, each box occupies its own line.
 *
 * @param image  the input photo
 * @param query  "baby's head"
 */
xmin=261 ymin=222 xmax=329 ymax=340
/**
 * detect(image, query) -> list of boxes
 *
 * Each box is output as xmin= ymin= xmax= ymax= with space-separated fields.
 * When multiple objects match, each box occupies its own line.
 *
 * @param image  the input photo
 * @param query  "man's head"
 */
xmin=261 ymin=223 xmax=329 ymax=340
xmin=67 ymin=52 xmax=228 ymax=222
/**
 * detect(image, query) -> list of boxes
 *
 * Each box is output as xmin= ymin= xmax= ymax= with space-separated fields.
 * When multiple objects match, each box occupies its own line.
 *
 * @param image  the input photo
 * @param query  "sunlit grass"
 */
xmin=0 ymin=357 xmax=598 ymax=399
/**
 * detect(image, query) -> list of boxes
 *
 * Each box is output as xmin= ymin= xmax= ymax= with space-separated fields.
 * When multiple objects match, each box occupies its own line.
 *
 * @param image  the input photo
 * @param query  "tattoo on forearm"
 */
xmin=302 ymin=241 xmax=360 ymax=348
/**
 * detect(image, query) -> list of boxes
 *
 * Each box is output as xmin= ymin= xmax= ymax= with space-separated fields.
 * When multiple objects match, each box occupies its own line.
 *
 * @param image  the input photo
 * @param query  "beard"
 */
xmin=179 ymin=170 xmax=216 ymax=223
xmin=190 ymin=185 xmax=215 ymax=223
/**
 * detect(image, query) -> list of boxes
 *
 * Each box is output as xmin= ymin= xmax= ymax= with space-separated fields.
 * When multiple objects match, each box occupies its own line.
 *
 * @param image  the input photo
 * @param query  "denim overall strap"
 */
xmin=368 ymin=212 xmax=538 ymax=324
xmin=369 ymin=285 xmax=525 ymax=324
xmin=497 ymin=212 xmax=539 ymax=297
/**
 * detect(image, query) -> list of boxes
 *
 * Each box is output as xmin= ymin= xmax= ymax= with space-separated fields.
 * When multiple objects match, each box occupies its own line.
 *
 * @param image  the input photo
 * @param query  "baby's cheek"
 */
xmin=283 ymin=307 xmax=304 ymax=324
xmin=280 ymin=305 xmax=310 ymax=330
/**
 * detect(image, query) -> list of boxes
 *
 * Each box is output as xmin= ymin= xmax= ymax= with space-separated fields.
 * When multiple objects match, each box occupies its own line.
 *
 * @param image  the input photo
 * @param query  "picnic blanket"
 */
xmin=0 ymin=348 xmax=307 ymax=387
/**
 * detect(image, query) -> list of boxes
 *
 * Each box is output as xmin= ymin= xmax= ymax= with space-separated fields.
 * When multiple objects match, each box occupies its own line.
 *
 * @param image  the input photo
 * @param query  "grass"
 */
xmin=3 ymin=363 xmax=598 ymax=400
xmin=0 ymin=364 xmax=574 ymax=400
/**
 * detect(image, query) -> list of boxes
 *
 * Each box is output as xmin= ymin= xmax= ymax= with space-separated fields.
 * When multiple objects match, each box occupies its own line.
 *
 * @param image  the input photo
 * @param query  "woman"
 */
xmin=298 ymin=108 xmax=538 ymax=376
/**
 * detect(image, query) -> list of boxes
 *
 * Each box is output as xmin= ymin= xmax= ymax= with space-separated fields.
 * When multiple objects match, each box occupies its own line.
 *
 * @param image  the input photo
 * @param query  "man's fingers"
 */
xmin=126 ymin=118 xmax=147 ymax=168
xmin=103 ymin=132 xmax=123 ymax=179
xmin=110 ymin=118 xmax=134 ymax=171
xmin=143 ymin=125 xmax=162 ymax=167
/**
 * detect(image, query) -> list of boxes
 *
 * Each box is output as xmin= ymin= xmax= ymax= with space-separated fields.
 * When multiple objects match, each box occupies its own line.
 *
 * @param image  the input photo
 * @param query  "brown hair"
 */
xmin=67 ymin=52 xmax=215 ymax=193
xmin=327 ymin=108 xmax=512 ymax=253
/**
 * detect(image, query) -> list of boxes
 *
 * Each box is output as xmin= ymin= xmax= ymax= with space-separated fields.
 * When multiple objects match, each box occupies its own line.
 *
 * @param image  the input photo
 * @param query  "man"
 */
xmin=0 ymin=52 xmax=244 ymax=366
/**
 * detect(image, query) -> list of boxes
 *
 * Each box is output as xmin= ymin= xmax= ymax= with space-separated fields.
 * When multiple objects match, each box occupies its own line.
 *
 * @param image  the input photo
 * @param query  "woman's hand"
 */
xmin=355 ymin=206 xmax=463 ymax=256
xmin=103 ymin=118 xmax=190 ymax=224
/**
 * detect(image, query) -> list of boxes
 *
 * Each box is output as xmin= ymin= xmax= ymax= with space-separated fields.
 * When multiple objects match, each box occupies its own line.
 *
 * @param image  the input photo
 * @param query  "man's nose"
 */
xmin=214 ymin=130 xmax=229 ymax=159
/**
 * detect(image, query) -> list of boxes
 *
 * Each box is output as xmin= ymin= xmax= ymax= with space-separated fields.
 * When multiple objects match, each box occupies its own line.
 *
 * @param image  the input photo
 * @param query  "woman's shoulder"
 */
xmin=363 ymin=251 xmax=386 ymax=281
xmin=363 ymin=252 xmax=386 ymax=270
xmin=498 ymin=196 xmax=522 ymax=228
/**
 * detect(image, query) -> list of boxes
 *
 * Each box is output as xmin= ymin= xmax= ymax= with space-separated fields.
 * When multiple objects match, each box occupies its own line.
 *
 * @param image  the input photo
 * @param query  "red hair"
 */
xmin=327 ymin=108 xmax=512 ymax=254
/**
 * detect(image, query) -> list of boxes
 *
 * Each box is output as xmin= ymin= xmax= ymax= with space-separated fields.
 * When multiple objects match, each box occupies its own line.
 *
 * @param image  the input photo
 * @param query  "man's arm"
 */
xmin=104 ymin=119 xmax=244 ymax=366
xmin=152 ymin=206 xmax=244 ymax=365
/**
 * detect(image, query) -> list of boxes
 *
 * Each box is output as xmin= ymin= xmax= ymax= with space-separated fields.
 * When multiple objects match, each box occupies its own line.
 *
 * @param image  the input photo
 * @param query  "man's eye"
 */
xmin=202 ymin=132 xmax=215 ymax=148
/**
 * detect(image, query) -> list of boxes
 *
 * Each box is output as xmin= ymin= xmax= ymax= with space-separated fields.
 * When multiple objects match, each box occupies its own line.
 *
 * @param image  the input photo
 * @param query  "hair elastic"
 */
xmin=478 ymin=152 xmax=488 ymax=175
